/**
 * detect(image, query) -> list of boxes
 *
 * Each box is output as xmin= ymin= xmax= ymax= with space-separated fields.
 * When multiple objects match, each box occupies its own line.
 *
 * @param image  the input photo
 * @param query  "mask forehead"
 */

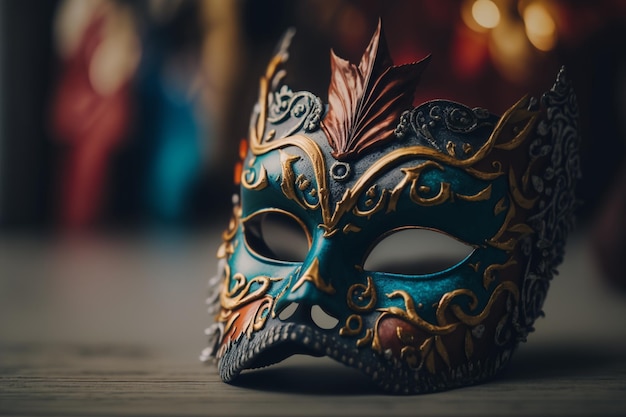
xmin=243 ymin=113 xmax=509 ymax=242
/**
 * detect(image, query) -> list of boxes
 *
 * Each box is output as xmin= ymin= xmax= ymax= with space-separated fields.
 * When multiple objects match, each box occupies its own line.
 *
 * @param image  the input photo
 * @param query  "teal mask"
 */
xmin=202 ymin=24 xmax=581 ymax=394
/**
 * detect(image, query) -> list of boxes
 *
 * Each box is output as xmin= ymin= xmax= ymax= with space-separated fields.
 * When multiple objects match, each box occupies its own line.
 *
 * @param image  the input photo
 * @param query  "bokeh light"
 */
xmin=523 ymin=2 xmax=557 ymax=51
xmin=472 ymin=0 xmax=501 ymax=29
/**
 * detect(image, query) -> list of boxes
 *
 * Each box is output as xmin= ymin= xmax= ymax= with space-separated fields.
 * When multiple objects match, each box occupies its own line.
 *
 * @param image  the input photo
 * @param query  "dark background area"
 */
xmin=1 ymin=0 xmax=624 ymax=233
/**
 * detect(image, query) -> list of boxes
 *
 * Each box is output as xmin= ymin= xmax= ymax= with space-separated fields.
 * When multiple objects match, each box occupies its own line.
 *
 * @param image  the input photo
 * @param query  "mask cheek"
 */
xmin=217 ymin=294 xmax=274 ymax=353
xmin=373 ymin=292 xmax=514 ymax=374
xmin=369 ymin=249 xmax=521 ymax=374
xmin=216 ymin=238 xmax=294 ymax=351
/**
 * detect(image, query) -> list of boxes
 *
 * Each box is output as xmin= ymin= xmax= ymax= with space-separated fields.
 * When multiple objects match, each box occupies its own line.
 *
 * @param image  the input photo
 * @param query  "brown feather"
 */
xmin=322 ymin=22 xmax=430 ymax=160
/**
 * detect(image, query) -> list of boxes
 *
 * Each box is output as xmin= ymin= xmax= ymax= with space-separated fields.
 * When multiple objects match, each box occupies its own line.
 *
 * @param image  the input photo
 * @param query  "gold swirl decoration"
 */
xmin=220 ymin=270 xmax=273 ymax=311
xmin=279 ymin=150 xmax=320 ymax=211
xmin=346 ymin=276 xmax=377 ymax=313
xmin=216 ymin=264 xmax=284 ymax=344
xmin=370 ymin=281 xmax=519 ymax=373
xmin=339 ymin=314 xmax=363 ymax=337
xmin=216 ymin=204 xmax=241 ymax=260
xmin=352 ymin=185 xmax=388 ymax=219
xmin=250 ymin=297 xmax=274 ymax=334
xmin=246 ymin=46 xmax=540 ymax=239
xmin=241 ymin=163 xmax=268 ymax=191
xmin=483 ymin=257 xmax=517 ymax=289
xmin=339 ymin=276 xmax=378 ymax=346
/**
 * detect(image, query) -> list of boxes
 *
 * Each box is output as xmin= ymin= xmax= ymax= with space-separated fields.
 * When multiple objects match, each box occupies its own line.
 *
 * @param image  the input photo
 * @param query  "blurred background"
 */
xmin=1 ymin=4 xmax=626 ymax=414
xmin=0 ymin=0 xmax=624 ymax=286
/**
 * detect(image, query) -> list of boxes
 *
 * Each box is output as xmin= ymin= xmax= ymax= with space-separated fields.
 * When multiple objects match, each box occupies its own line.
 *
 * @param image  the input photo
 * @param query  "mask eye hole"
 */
xmin=364 ymin=228 xmax=475 ymax=276
xmin=244 ymin=210 xmax=311 ymax=263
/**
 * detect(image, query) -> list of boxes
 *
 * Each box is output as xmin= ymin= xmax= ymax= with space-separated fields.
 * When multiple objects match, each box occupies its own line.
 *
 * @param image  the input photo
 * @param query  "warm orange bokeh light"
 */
xmin=523 ymin=2 xmax=557 ymax=51
xmin=472 ymin=0 xmax=501 ymax=29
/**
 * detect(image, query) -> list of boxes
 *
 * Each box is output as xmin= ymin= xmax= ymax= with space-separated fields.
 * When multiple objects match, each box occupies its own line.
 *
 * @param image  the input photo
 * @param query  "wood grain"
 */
xmin=1 ymin=232 xmax=625 ymax=416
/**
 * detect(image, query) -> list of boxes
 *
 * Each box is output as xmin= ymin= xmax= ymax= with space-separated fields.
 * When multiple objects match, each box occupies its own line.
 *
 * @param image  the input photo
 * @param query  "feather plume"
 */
xmin=322 ymin=22 xmax=430 ymax=160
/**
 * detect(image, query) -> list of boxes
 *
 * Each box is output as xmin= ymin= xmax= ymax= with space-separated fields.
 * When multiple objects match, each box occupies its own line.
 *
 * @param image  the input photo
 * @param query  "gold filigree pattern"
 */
xmin=215 ymin=202 xmax=284 ymax=347
xmin=371 ymin=281 xmax=520 ymax=373
xmin=254 ymin=126 xmax=530 ymax=239
xmin=456 ymin=184 xmax=492 ymax=202
xmin=291 ymin=258 xmax=336 ymax=295
xmin=279 ymin=150 xmax=319 ymax=211
xmin=242 ymin=165 xmax=268 ymax=191
xmin=220 ymin=268 xmax=277 ymax=311
xmin=251 ymin=297 xmax=274 ymax=334
xmin=396 ymin=331 xmax=451 ymax=372
xmin=248 ymin=36 xmax=541 ymax=242
xmin=216 ymin=263 xmax=284 ymax=348
xmin=483 ymin=257 xmax=517 ymax=289
xmin=353 ymin=185 xmax=388 ymax=219
xmin=347 ymin=276 xmax=377 ymax=313
xmin=342 ymin=223 xmax=362 ymax=234
xmin=339 ymin=314 xmax=363 ymax=336
xmin=487 ymin=202 xmax=535 ymax=252
xmin=494 ymin=197 xmax=508 ymax=215
xmin=339 ymin=276 xmax=378 ymax=346
xmin=217 ymin=204 xmax=241 ymax=259
xmin=435 ymin=281 xmax=519 ymax=326
xmin=356 ymin=329 xmax=374 ymax=347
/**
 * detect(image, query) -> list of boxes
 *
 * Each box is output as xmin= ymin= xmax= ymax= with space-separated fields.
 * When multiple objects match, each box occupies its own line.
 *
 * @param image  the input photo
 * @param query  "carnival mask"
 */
xmin=202 ymin=24 xmax=581 ymax=394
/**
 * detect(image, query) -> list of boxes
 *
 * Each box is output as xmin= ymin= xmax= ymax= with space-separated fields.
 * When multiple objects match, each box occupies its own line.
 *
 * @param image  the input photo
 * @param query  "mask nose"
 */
xmin=290 ymin=258 xmax=335 ymax=296
xmin=273 ymin=250 xmax=340 ymax=330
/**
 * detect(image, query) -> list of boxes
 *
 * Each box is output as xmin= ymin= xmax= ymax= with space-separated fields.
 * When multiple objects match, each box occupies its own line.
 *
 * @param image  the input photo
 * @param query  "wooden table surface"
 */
xmin=1 ymin=229 xmax=625 ymax=416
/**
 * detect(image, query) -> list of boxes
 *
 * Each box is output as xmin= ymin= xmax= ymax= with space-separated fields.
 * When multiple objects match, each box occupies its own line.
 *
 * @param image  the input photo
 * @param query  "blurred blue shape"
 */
xmin=135 ymin=22 xmax=208 ymax=228
xmin=148 ymin=75 xmax=203 ymax=224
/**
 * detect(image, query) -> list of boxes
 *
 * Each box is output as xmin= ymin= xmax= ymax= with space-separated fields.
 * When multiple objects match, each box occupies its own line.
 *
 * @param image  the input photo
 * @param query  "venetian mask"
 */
xmin=201 ymin=24 xmax=581 ymax=394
